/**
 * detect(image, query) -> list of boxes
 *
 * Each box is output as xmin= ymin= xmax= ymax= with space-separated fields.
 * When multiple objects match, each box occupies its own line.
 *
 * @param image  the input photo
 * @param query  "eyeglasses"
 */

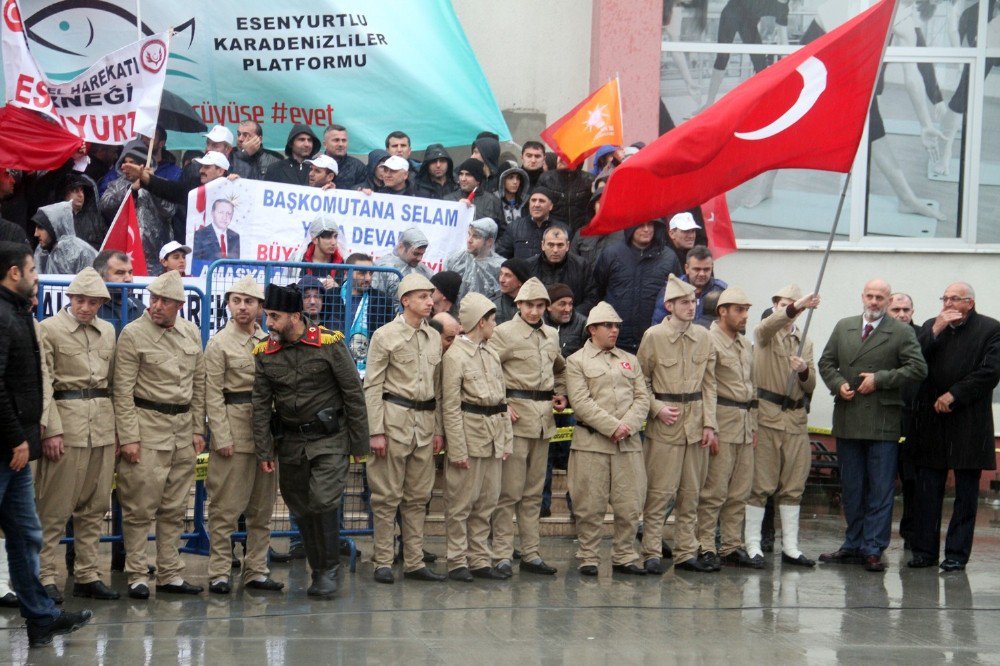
xmin=940 ymin=296 xmax=971 ymax=304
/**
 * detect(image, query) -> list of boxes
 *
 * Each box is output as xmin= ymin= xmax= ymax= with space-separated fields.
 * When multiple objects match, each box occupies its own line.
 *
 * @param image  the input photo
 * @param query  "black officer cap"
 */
xmin=263 ymin=283 xmax=303 ymax=313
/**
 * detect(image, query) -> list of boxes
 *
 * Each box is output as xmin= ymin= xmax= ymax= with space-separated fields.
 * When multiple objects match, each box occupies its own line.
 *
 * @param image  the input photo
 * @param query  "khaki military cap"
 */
xmin=225 ymin=275 xmax=264 ymax=301
xmin=663 ymin=273 xmax=695 ymax=302
xmin=147 ymin=270 xmax=186 ymax=302
xmin=585 ymin=301 xmax=623 ymax=328
xmin=716 ymin=286 xmax=751 ymax=308
xmin=514 ymin=277 xmax=550 ymax=304
xmin=397 ymin=272 xmax=435 ymax=300
xmin=459 ymin=292 xmax=496 ymax=332
xmin=772 ymin=283 xmax=803 ymax=302
xmin=66 ymin=267 xmax=110 ymax=300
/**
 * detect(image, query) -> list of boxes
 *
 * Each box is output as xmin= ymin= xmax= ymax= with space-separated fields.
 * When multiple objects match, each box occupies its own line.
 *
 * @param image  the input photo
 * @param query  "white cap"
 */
xmin=668 ymin=212 xmax=701 ymax=231
xmin=203 ymin=125 xmax=234 ymax=145
xmin=193 ymin=150 xmax=231 ymax=171
xmin=159 ymin=240 xmax=192 ymax=261
xmin=305 ymin=154 xmax=339 ymax=175
xmin=383 ymin=155 xmax=409 ymax=172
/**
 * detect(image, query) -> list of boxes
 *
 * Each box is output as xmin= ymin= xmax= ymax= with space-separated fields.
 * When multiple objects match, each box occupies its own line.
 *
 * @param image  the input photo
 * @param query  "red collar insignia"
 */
xmin=301 ymin=326 xmax=322 ymax=347
xmin=621 ymin=361 xmax=632 ymax=371
xmin=264 ymin=339 xmax=283 ymax=354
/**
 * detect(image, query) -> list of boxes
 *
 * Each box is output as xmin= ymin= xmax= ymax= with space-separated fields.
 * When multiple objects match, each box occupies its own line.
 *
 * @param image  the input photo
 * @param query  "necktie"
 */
xmin=220 ymin=233 xmax=227 ymax=257
xmin=862 ymin=323 xmax=873 ymax=341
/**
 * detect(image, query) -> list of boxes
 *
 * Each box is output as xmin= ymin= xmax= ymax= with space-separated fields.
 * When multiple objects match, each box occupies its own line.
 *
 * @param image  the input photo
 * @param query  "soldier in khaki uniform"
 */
xmin=252 ymin=284 xmax=369 ymax=599
xmin=114 ymin=271 xmax=206 ymax=599
xmin=745 ymin=285 xmax=820 ymax=568
xmin=637 ymin=274 xmax=718 ymax=575
xmin=205 ymin=276 xmax=282 ymax=595
xmin=696 ymin=287 xmax=758 ymax=569
xmin=565 ymin=302 xmax=649 ymax=576
xmin=364 ymin=273 xmax=446 ymax=584
xmin=441 ymin=293 xmax=513 ymax=582
xmin=37 ymin=268 xmax=119 ymax=601
xmin=488 ymin=277 xmax=567 ymax=577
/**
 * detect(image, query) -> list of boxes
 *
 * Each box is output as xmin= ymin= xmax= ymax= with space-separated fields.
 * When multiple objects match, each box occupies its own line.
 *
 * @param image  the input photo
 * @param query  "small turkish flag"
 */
xmin=583 ymin=0 xmax=895 ymax=235
xmin=100 ymin=192 xmax=148 ymax=276
xmin=541 ymin=78 xmax=624 ymax=169
xmin=701 ymin=194 xmax=737 ymax=259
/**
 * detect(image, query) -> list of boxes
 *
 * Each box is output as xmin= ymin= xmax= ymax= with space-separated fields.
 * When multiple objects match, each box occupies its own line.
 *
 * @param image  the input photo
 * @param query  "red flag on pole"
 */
xmin=583 ymin=0 xmax=895 ymax=236
xmin=541 ymin=78 xmax=624 ymax=169
xmin=701 ymin=195 xmax=737 ymax=258
xmin=100 ymin=193 xmax=148 ymax=276
xmin=0 ymin=105 xmax=83 ymax=171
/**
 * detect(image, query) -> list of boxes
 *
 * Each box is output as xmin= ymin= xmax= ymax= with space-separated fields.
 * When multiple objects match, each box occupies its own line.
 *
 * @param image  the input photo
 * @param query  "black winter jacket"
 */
xmin=0 ymin=285 xmax=43 ymax=463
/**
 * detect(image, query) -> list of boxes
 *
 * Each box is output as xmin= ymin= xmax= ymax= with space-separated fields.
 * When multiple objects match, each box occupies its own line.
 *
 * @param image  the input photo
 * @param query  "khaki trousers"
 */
xmin=444 ymin=456 xmax=502 ymax=571
xmin=749 ymin=425 xmax=810 ymax=507
xmin=117 ymin=443 xmax=196 ymax=585
xmin=206 ymin=451 xmax=277 ymax=581
xmin=567 ymin=449 xmax=644 ymax=567
xmin=697 ymin=440 xmax=754 ymax=556
xmin=367 ymin=439 xmax=434 ymax=571
xmin=641 ymin=440 xmax=709 ymax=563
xmin=35 ymin=445 xmax=115 ymax=585
xmin=492 ymin=436 xmax=549 ymax=562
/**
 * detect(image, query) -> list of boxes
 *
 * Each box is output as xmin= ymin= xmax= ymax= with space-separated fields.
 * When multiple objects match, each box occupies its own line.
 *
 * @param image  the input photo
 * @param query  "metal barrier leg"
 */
xmin=110 ymin=489 xmax=125 ymax=571
xmin=180 ymin=480 xmax=211 ymax=556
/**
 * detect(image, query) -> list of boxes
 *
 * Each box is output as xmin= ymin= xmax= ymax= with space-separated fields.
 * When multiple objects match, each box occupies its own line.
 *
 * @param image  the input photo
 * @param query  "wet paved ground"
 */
xmin=3 ymin=499 xmax=1000 ymax=665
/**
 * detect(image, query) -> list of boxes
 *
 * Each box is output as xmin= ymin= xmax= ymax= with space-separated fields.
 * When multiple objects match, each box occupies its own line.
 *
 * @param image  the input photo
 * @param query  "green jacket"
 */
xmin=819 ymin=315 xmax=927 ymax=441
xmin=252 ymin=322 xmax=369 ymax=461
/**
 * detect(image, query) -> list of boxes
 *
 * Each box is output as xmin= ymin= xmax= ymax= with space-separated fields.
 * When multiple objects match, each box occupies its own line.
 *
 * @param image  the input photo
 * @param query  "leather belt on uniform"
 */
xmin=757 ymin=388 xmax=805 ymax=411
xmin=383 ymin=392 xmax=437 ymax=411
xmin=717 ymin=396 xmax=758 ymax=410
xmin=653 ymin=392 xmax=702 ymax=404
xmin=134 ymin=397 xmax=190 ymax=415
xmin=53 ymin=388 xmax=110 ymax=400
xmin=282 ymin=410 xmax=343 ymax=438
xmin=506 ymin=389 xmax=554 ymax=401
xmin=460 ymin=401 xmax=508 ymax=416
xmin=223 ymin=391 xmax=253 ymax=405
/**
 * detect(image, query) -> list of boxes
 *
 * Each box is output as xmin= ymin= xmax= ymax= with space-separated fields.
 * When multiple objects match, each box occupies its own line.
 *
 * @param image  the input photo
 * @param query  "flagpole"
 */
xmin=783 ymin=0 xmax=900 ymax=393
xmin=135 ymin=0 xmax=142 ymax=40
xmin=98 ymin=189 xmax=133 ymax=252
xmin=143 ymin=29 xmax=172 ymax=170
xmin=614 ymin=74 xmax=625 ymax=143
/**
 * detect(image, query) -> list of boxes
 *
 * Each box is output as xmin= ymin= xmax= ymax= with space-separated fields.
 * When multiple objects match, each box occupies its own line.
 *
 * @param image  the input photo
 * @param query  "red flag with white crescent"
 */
xmin=100 ymin=193 xmax=148 ymax=276
xmin=583 ymin=0 xmax=895 ymax=235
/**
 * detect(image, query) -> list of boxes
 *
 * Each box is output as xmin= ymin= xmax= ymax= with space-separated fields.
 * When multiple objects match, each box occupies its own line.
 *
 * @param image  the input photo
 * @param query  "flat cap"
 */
xmin=225 ymin=275 xmax=264 ymax=301
xmin=396 ymin=272 xmax=435 ymax=301
xmin=147 ymin=269 xmax=186 ymax=302
xmin=585 ymin=301 xmax=623 ymax=328
xmin=514 ymin=277 xmax=550 ymax=304
xmin=663 ymin=273 xmax=695 ymax=302
xmin=772 ymin=283 xmax=803 ymax=302
xmin=67 ymin=267 xmax=110 ymax=300
xmin=459 ymin=292 xmax=496 ymax=332
xmin=716 ymin=286 xmax=751 ymax=308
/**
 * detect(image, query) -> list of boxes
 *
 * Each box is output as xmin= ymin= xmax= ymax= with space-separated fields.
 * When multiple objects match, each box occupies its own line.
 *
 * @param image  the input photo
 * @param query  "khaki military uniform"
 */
xmin=697 ymin=323 xmax=756 ymax=556
xmin=363 ymin=315 xmax=442 ymax=572
xmin=113 ymin=311 xmax=206 ymax=586
xmin=441 ymin=336 xmax=512 ymax=571
xmin=252 ymin=323 xmax=369 ymax=578
xmin=36 ymin=308 xmax=116 ymax=586
xmin=636 ymin=316 xmax=717 ymax=564
xmin=565 ymin=340 xmax=649 ymax=567
xmin=205 ymin=319 xmax=274 ymax=583
xmin=750 ymin=307 xmax=816 ymax=508
xmin=487 ymin=314 xmax=566 ymax=563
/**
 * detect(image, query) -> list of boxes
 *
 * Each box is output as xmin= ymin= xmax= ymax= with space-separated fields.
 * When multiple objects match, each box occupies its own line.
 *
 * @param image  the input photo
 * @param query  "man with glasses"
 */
xmin=907 ymin=283 xmax=1000 ymax=572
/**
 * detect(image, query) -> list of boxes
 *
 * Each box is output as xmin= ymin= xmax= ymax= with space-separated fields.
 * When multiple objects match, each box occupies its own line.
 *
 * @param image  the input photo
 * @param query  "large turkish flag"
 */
xmin=583 ymin=0 xmax=895 ymax=236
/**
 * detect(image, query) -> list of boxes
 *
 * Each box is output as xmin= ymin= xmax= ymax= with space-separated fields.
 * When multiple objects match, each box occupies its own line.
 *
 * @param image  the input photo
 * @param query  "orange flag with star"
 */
xmin=541 ymin=78 xmax=623 ymax=169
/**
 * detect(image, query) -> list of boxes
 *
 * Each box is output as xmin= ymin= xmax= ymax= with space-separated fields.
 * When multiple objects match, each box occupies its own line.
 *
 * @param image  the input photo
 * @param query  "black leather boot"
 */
xmin=308 ymin=512 xmax=340 ymax=599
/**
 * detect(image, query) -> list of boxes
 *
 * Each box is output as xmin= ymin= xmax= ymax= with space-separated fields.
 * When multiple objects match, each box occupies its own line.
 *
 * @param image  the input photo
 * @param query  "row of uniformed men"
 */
xmin=34 ymin=264 xmax=820 ymax=602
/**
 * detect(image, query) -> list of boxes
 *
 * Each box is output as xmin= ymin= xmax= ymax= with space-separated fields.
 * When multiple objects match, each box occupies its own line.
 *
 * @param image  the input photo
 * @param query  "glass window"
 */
xmin=978 ymin=74 xmax=999 ymax=242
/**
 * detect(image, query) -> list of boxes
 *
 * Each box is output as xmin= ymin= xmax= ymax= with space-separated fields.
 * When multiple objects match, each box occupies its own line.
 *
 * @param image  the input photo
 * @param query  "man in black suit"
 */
xmin=193 ymin=199 xmax=240 ymax=263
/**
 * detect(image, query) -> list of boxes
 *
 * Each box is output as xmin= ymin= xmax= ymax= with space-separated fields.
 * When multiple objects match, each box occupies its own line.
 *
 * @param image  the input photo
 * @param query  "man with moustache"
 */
xmin=252 ymin=283 xmax=369 ymax=598
xmin=205 ymin=276 xmax=283 ymax=595
xmin=37 ymin=268 xmax=119 ymax=602
xmin=114 ymin=271 xmax=206 ymax=599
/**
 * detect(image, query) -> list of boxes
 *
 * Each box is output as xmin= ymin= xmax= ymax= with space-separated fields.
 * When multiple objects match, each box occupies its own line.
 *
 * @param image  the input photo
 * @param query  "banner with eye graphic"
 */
xmin=3 ymin=0 xmax=509 ymax=153
xmin=2 ymin=0 xmax=169 ymax=144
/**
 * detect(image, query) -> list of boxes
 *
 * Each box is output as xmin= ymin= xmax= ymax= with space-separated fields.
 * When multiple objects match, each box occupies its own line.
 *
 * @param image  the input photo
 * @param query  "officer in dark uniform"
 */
xmin=251 ymin=284 xmax=369 ymax=599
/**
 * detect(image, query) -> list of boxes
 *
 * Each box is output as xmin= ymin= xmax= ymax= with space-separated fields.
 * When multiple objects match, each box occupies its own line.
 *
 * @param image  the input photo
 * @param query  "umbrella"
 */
xmin=157 ymin=89 xmax=206 ymax=133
